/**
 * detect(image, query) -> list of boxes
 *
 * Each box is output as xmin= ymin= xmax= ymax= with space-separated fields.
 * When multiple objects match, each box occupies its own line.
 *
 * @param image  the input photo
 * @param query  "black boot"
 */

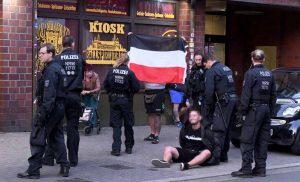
xmin=231 ymin=169 xmax=252 ymax=178
xmin=220 ymin=153 xmax=228 ymax=162
xmin=125 ymin=147 xmax=132 ymax=154
xmin=17 ymin=171 xmax=40 ymax=179
xmin=111 ymin=149 xmax=121 ymax=156
xmin=252 ymin=168 xmax=266 ymax=177
xmin=59 ymin=166 xmax=70 ymax=177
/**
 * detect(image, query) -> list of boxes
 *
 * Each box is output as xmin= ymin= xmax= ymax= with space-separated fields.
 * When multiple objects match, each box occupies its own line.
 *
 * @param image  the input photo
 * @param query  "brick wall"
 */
xmin=178 ymin=0 xmax=205 ymax=53
xmin=0 ymin=0 xmax=33 ymax=131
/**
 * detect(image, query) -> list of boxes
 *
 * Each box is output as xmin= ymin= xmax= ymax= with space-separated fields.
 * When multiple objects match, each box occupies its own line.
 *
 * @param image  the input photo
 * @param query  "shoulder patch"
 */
xmin=44 ymin=80 xmax=50 ymax=88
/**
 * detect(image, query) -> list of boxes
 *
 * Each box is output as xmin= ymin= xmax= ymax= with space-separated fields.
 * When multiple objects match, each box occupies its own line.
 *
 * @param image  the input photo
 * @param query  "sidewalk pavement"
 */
xmin=1 ymin=125 xmax=300 ymax=182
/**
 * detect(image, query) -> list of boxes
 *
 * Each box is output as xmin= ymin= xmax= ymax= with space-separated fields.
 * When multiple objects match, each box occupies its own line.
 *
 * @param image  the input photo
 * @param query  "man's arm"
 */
xmin=203 ymin=69 xmax=215 ymax=116
xmin=239 ymin=71 xmax=254 ymax=114
xmin=40 ymin=68 xmax=59 ymax=118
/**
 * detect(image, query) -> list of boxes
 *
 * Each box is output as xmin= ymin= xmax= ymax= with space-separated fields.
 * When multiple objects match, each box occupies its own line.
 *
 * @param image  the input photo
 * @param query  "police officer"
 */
xmin=43 ymin=35 xmax=84 ymax=167
xmin=231 ymin=50 xmax=276 ymax=178
xmin=185 ymin=51 xmax=206 ymax=111
xmin=17 ymin=43 xmax=69 ymax=179
xmin=202 ymin=53 xmax=237 ymax=164
xmin=104 ymin=53 xmax=140 ymax=156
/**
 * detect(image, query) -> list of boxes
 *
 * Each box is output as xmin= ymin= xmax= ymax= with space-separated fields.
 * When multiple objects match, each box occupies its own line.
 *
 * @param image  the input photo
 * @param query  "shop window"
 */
xmin=205 ymin=15 xmax=226 ymax=35
xmin=84 ymin=0 xmax=130 ymax=16
xmin=205 ymin=43 xmax=225 ymax=64
xmin=82 ymin=20 xmax=130 ymax=84
xmin=256 ymin=46 xmax=277 ymax=70
xmin=36 ymin=18 xmax=79 ymax=70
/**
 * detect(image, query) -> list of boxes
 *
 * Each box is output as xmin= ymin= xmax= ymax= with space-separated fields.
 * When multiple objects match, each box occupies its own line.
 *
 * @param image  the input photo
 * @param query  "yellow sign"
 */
xmin=37 ymin=21 xmax=70 ymax=54
xmin=86 ymin=34 xmax=127 ymax=64
xmin=137 ymin=11 xmax=175 ymax=19
xmin=89 ymin=21 xmax=125 ymax=34
xmin=38 ymin=2 xmax=77 ymax=12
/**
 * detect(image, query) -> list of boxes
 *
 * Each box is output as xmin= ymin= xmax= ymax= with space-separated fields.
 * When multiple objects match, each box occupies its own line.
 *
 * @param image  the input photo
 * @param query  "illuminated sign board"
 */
xmin=84 ymin=21 xmax=128 ymax=65
xmin=37 ymin=0 xmax=77 ymax=12
xmin=136 ymin=1 xmax=176 ymax=20
xmin=84 ymin=0 xmax=129 ymax=16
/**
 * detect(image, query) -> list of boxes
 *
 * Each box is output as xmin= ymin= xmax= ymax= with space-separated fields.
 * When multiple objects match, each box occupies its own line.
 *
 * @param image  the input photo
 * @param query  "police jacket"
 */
xmin=55 ymin=48 xmax=84 ymax=93
xmin=186 ymin=65 xmax=206 ymax=98
xmin=180 ymin=121 xmax=215 ymax=153
xmin=239 ymin=64 xmax=277 ymax=115
xmin=36 ymin=59 xmax=66 ymax=116
xmin=204 ymin=61 xmax=236 ymax=107
xmin=103 ymin=64 xmax=140 ymax=95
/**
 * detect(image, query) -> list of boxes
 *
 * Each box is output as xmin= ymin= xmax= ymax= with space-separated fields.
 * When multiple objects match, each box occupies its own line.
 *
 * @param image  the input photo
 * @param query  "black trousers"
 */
xmin=43 ymin=92 xmax=81 ymax=165
xmin=211 ymin=99 xmax=237 ymax=161
xmin=28 ymin=102 xmax=69 ymax=175
xmin=110 ymin=97 xmax=135 ymax=151
xmin=240 ymin=105 xmax=271 ymax=173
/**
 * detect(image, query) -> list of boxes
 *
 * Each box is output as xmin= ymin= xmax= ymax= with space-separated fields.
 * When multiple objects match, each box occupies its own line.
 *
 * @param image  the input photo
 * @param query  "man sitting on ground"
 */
xmin=151 ymin=108 xmax=215 ymax=171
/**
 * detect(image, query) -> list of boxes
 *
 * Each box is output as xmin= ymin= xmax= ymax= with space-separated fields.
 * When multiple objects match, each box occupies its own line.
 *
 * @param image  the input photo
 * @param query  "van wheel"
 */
xmin=291 ymin=132 xmax=300 ymax=155
xmin=231 ymin=138 xmax=240 ymax=148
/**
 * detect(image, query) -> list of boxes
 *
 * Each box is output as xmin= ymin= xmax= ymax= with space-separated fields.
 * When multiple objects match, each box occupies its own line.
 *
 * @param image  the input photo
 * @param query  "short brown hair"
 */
xmin=40 ymin=43 xmax=55 ymax=57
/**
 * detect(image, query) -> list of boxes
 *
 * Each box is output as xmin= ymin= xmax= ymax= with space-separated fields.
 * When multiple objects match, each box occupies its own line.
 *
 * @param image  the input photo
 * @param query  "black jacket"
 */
xmin=239 ymin=64 xmax=277 ymax=115
xmin=104 ymin=64 xmax=140 ymax=94
xmin=179 ymin=121 xmax=215 ymax=152
xmin=55 ymin=48 xmax=84 ymax=93
xmin=204 ymin=61 xmax=236 ymax=108
xmin=36 ymin=59 xmax=66 ymax=117
xmin=185 ymin=65 xmax=206 ymax=98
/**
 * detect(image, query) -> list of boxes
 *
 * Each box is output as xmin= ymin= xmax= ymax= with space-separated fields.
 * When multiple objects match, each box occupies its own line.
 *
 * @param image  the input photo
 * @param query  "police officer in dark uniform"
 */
xmin=186 ymin=51 xmax=206 ymax=111
xmin=202 ymin=53 xmax=237 ymax=164
xmin=43 ymin=35 xmax=84 ymax=167
xmin=232 ymin=50 xmax=276 ymax=178
xmin=104 ymin=53 xmax=140 ymax=156
xmin=17 ymin=43 xmax=69 ymax=179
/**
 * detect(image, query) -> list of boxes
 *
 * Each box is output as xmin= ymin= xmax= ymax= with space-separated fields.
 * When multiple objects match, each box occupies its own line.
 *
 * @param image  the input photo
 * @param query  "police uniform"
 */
xmin=238 ymin=64 xmax=276 ymax=175
xmin=26 ymin=60 xmax=69 ymax=176
xmin=203 ymin=61 xmax=237 ymax=163
xmin=43 ymin=48 xmax=84 ymax=166
xmin=186 ymin=65 xmax=206 ymax=111
xmin=104 ymin=64 xmax=140 ymax=153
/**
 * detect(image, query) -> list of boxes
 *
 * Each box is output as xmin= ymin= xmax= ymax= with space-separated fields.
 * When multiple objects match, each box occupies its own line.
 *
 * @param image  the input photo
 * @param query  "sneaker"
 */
xmin=17 ymin=171 xmax=40 ymax=179
xmin=180 ymin=163 xmax=189 ymax=171
xmin=151 ymin=136 xmax=159 ymax=144
xmin=175 ymin=121 xmax=183 ymax=128
xmin=144 ymin=134 xmax=155 ymax=141
xmin=151 ymin=159 xmax=170 ymax=168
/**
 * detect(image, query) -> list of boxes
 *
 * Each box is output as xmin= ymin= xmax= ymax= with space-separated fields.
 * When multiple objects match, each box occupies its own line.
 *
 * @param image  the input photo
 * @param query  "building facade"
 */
xmin=0 ymin=0 xmax=300 ymax=131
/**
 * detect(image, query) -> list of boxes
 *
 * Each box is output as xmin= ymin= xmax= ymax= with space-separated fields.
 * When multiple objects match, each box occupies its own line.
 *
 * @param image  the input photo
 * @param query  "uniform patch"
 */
xmin=44 ymin=80 xmax=50 ymax=87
